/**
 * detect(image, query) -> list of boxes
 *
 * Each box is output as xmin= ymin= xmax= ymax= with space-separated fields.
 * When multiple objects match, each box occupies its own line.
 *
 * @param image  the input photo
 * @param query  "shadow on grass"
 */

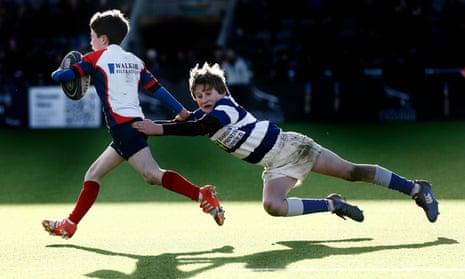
xmin=47 ymin=237 xmax=458 ymax=278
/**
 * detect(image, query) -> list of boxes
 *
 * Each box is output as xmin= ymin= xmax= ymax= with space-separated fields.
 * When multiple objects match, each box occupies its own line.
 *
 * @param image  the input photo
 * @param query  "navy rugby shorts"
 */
xmin=110 ymin=119 xmax=148 ymax=160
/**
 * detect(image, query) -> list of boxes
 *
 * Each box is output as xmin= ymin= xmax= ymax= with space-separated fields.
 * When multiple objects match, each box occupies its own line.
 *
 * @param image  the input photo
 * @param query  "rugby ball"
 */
xmin=60 ymin=50 xmax=90 ymax=100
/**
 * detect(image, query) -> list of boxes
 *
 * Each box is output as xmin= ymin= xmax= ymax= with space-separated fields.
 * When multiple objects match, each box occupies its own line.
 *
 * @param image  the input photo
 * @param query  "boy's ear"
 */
xmin=100 ymin=34 xmax=109 ymax=45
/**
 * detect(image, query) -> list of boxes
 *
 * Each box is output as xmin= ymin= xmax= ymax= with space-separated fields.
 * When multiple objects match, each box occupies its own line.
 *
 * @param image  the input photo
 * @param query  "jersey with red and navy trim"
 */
xmin=191 ymin=95 xmax=281 ymax=164
xmin=71 ymin=44 xmax=162 ymax=128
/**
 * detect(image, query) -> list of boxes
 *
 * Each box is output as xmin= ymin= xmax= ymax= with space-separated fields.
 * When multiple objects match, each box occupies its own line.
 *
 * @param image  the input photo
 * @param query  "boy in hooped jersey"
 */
xmin=133 ymin=62 xmax=439 ymax=223
xmin=42 ymin=10 xmax=224 ymax=239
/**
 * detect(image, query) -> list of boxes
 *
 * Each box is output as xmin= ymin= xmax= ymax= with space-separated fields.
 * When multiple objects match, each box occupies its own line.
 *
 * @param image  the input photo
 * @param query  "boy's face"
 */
xmin=90 ymin=30 xmax=107 ymax=51
xmin=192 ymin=84 xmax=225 ymax=113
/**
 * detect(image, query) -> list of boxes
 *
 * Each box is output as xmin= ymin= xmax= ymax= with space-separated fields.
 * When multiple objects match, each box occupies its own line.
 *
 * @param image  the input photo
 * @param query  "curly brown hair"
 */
xmin=188 ymin=62 xmax=230 ymax=99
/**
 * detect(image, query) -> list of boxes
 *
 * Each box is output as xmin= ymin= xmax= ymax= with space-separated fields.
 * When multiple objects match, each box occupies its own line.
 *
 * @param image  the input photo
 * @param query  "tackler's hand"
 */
xmin=174 ymin=108 xmax=191 ymax=122
xmin=132 ymin=119 xmax=164 ymax=136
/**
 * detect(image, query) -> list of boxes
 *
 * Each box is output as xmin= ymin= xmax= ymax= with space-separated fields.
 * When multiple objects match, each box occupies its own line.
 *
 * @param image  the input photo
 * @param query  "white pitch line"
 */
xmin=226 ymin=267 xmax=465 ymax=273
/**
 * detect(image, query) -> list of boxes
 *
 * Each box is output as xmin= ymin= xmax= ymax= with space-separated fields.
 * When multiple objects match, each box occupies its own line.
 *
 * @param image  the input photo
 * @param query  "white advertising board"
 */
xmin=28 ymin=86 xmax=101 ymax=128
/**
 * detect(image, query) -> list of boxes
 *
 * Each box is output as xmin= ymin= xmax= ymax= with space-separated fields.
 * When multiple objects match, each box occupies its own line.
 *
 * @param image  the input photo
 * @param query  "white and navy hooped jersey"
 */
xmin=73 ymin=44 xmax=159 ymax=128
xmin=193 ymin=95 xmax=281 ymax=164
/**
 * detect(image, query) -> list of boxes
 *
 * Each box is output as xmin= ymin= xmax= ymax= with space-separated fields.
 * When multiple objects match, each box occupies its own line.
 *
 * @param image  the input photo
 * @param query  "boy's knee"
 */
xmin=262 ymin=200 xmax=282 ymax=217
xmin=348 ymin=165 xmax=373 ymax=181
xmin=143 ymin=171 xmax=163 ymax=185
xmin=346 ymin=165 xmax=376 ymax=181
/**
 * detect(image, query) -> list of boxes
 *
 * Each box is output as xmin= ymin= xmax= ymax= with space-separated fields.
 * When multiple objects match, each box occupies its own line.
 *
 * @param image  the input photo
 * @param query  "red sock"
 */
xmin=161 ymin=170 xmax=200 ymax=201
xmin=68 ymin=180 xmax=100 ymax=224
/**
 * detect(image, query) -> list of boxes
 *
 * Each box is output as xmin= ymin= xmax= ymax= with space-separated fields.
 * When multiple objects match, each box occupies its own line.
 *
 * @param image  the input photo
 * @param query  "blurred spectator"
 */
xmin=221 ymin=47 xmax=253 ymax=107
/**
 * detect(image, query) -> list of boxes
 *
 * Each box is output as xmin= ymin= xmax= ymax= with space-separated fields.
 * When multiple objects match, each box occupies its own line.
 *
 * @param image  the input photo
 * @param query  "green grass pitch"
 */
xmin=1 ymin=121 xmax=464 ymax=278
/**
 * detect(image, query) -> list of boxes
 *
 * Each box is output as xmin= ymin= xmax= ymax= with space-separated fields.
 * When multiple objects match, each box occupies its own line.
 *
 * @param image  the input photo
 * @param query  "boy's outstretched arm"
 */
xmin=133 ymin=114 xmax=221 ymax=137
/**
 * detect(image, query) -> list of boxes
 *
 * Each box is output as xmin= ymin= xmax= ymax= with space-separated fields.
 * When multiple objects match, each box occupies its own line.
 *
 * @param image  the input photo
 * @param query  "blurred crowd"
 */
xmin=231 ymin=0 xmax=465 ymax=86
xmin=2 ymin=0 xmax=465 ymax=125
xmin=4 ymin=0 xmax=465 ymax=91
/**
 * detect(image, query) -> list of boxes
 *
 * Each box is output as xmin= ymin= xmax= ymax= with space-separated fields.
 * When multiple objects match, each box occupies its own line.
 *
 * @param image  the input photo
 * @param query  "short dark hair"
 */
xmin=90 ymin=9 xmax=129 ymax=45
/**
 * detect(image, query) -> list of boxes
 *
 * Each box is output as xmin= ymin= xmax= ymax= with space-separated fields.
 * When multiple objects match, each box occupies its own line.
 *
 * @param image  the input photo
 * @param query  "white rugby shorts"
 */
xmin=260 ymin=131 xmax=322 ymax=186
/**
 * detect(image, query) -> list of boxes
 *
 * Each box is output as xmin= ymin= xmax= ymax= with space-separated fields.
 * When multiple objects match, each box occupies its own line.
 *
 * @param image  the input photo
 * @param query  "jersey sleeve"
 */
xmin=152 ymin=86 xmax=183 ymax=113
xmin=162 ymin=114 xmax=222 ymax=136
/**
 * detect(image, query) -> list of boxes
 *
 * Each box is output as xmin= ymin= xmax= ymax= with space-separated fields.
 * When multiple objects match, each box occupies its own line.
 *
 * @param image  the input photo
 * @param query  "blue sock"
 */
xmin=389 ymin=173 xmax=415 ymax=196
xmin=303 ymin=199 xmax=329 ymax=214
xmin=287 ymin=198 xmax=329 ymax=216
xmin=300 ymin=199 xmax=329 ymax=214
xmin=374 ymin=166 xmax=415 ymax=196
